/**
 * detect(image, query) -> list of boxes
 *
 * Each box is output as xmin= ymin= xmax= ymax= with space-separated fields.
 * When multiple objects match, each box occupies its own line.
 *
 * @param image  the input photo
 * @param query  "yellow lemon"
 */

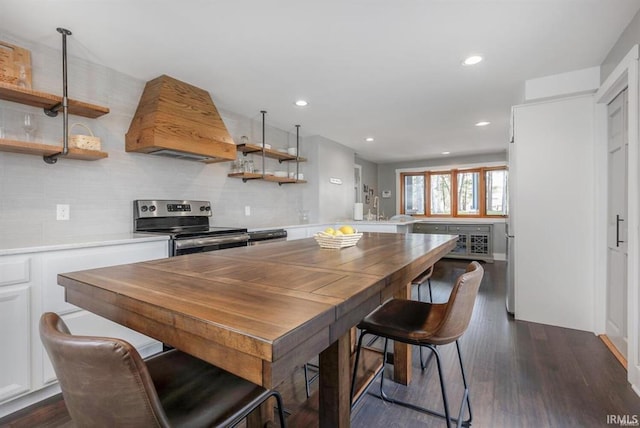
xmin=334 ymin=230 xmax=344 ymax=236
xmin=339 ymin=225 xmax=355 ymax=235
xmin=324 ymin=227 xmax=335 ymax=235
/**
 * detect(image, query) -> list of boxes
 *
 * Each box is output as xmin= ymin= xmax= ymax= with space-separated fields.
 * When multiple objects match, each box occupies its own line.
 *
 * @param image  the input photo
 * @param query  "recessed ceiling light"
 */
xmin=365 ymin=137 xmax=374 ymax=142
xmin=295 ymin=100 xmax=308 ymax=107
xmin=475 ymin=121 xmax=491 ymax=127
xmin=441 ymin=151 xmax=451 ymax=155
xmin=462 ymin=55 xmax=483 ymax=66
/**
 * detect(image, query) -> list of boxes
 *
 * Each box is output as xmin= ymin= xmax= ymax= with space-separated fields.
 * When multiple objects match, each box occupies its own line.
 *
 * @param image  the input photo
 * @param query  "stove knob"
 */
xmin=141 ymin=205 xmax=148 ymax=212
xmin=149 ymin=206 xmax=156 ymax=212
xmin=200 ymin=206 xmax=206 ymax=212
xmin=205 ymin=206 xmax=211 ymax=212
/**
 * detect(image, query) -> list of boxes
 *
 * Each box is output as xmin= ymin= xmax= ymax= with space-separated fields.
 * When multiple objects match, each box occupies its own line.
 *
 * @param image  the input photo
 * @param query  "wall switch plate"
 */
xmin=244 ymin=205 xmax=251 ymax=216
xmin=56 ymin=204 xmax=70 ymax=221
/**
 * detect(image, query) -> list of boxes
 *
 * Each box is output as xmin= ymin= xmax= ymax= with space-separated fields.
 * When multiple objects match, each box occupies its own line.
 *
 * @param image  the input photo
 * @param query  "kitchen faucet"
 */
xmin=373 ymin=196 xmax=380 ymax=221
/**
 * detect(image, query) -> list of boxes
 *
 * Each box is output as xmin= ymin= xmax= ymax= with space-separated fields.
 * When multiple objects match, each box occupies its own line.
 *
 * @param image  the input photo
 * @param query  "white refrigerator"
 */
xmin=509 ymin=95 xmax=595 ymax=331
xmin=505 ymin=109 xmax=516 ymax=315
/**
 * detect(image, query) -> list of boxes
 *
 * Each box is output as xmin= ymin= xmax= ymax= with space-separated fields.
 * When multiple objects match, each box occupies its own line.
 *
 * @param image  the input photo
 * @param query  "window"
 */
xmin=400 ymin=166 xmax=508 ymax=218
xmin=403 ymin=174 xmax=425 ymax=215
xmin=486 ymin=169 xmax=508 ymax=216
xmin=430 ymin=173 xmax=451 ymax=215
xmin=457 ymin=170 xmax=480 ymax=216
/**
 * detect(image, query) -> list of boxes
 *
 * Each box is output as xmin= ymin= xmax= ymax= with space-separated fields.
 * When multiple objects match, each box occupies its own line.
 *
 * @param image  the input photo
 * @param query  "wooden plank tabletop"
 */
xmin=58 ymin=232 xmax=457 ymax=427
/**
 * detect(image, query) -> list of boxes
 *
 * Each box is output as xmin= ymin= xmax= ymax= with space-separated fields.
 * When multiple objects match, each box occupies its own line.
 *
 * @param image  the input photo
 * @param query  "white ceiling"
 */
xmin=1 ymin=0 xmax=639 ymax=163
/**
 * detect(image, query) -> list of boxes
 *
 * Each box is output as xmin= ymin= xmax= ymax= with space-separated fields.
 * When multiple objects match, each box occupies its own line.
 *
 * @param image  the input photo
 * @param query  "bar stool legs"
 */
xmin=303 ymin=363 xmax=319 ymax=398
xmin=351 ymin=331 xmax=473 ymax=428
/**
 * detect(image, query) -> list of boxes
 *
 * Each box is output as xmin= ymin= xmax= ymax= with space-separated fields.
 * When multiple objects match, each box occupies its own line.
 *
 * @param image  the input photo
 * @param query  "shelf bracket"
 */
xmin=44 ymin=102 xmax=62 ymax=117
xmin=43 ymin=27 xmax=72 ymax=164
xmin=43 ymin=152 xmax=62 ymax=164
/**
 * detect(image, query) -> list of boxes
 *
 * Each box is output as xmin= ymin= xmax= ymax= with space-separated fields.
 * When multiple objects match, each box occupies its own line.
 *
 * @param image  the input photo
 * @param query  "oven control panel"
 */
xmin=134 ymin=200 xmax=212 ymax=218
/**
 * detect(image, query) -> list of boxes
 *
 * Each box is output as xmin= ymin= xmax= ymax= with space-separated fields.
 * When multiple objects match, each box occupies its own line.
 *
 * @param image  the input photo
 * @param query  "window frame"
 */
xmin=400 ymin=172 xmax=427 ymax=216
xmin=399 ymin=165 xmax=508 ymax=219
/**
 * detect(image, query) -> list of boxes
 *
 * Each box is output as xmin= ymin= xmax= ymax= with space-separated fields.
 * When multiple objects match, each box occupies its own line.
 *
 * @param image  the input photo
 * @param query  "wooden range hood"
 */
xmin=125 ymin=75 xmax=236 ymax=163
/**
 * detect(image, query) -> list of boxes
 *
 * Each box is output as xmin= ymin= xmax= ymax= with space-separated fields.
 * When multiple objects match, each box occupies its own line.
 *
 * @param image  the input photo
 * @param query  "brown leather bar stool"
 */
xmin=350 ymin=261 xmax=484 ymax=428
xmin=412 ymin=264 xmax=434 ymax=302
xmin=40 ymin=312 xmax=286 ymax=428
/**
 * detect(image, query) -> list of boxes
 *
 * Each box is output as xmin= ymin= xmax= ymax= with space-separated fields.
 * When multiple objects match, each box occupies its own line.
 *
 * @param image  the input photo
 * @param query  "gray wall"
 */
xmin=601 ymin=9 xmax=640 ymax=82
xmin=312 ymin=136 xmax=355 ymax=222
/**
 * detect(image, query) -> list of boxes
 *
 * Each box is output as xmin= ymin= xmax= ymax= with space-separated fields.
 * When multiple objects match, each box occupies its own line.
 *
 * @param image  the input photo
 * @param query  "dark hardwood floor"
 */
xmin=2 ymin=259 xmax=639 ymax=427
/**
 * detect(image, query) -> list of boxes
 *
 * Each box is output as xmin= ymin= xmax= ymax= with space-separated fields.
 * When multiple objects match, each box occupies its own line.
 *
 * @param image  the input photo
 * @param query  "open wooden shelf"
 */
xmin=0 ymin=82 xmax=110 ymax=119
xmin=227 ymin=172 xmax=307 ymax=184
xmin=227 ymin=172 xmax=263 ymax=181
xmin=263 ymin=175 xmax=307 ymax=184
xmin=236 ymin=143 xmax=307 ymax=163
xmin=0 ymin=138 xmax=108 ymax=161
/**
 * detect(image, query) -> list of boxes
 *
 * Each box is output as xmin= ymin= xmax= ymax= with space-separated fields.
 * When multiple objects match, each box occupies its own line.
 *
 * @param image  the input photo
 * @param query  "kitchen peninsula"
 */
xmin=57 ymin=232 xmax=457 ymax=427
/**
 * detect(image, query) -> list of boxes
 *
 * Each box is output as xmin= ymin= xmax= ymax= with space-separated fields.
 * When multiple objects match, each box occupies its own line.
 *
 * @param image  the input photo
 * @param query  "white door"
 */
xmin=606 ymin=89 xmax=629 ymax=357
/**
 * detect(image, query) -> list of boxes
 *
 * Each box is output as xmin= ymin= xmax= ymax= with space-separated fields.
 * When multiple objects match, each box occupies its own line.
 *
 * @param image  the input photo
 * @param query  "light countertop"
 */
xmin=0 ymin=233 xmax=170 ymax=256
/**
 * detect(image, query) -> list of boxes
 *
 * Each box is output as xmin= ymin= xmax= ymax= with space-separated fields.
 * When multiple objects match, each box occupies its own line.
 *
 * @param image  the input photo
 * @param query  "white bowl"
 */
xmin=274 ymin=170 xmax=287 ymax=178
xmin=287 ymin=147 xmax=297 ymax=156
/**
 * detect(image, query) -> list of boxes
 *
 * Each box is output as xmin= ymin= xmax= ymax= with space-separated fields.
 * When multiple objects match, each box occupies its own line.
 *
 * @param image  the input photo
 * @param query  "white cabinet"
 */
xmin=355 ymin=223 xmax=398 ymax=233
xmin=0 ymin=256 xmax=34 ymax=404
xmin=0 ymin=286 xmax=30 ymax=402
xmin=0 ymin=238 xmax=168 ymax=418
xmin=285 ymin=224 xmax=331 ymax=240
xmin=512 ymin=95 xmax=595 ymax=332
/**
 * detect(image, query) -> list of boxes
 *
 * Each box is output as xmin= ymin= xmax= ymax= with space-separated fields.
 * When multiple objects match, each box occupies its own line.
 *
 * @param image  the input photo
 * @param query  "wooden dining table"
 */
xmin=58 ymin=231 xmax=457 ymax=427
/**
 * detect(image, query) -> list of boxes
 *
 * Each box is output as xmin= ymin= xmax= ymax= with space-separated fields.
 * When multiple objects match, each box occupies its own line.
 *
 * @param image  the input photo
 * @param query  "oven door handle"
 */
xmin=174 ymin=233 xmax=250 ymax=250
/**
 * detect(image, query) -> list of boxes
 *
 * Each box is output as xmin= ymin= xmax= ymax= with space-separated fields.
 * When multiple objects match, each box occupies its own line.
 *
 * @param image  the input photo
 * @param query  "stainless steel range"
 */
xmin=133 ymin=200 xmax=249 ymax=256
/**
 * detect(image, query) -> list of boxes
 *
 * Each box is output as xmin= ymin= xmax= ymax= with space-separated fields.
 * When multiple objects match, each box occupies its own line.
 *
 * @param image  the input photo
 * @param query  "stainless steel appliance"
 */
xmin=505 ymin=222 xmax=515 ymax=315
xmin=248 ymin=229 xmax=287 ymax=245
xmin=133 ymin=200 xmax=249 ymax=256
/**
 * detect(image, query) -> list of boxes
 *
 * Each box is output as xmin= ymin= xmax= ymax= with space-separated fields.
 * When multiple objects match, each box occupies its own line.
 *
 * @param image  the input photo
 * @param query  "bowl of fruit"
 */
xmin=314 ymin=225 xmax=363 ymax=249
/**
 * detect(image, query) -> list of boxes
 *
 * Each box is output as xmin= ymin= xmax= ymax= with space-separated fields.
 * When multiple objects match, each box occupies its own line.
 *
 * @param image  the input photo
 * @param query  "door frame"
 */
xmin=595 ymin=44 xmax=639 ymax=392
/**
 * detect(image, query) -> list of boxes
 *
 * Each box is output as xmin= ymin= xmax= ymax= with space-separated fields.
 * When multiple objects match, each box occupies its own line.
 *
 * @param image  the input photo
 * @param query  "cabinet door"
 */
xmin=413 ymin=223 xmax=448 ymax=234
xmin=0 ymin=286 xmax=30 ymax=402
xmin=469 ymin=233 xmax=491 ymax=257
xmin=448 ymin=224 xmax=491 ymax=233
xmin=451 ymin=234 xmax=468 ymax=255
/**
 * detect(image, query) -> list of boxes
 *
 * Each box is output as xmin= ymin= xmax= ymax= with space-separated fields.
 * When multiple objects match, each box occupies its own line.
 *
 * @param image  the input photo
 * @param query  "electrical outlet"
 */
xmin=244 ymin=206 xmax=251 ymax=216
xmin=56 ymin=204 xmax=70 ymax=221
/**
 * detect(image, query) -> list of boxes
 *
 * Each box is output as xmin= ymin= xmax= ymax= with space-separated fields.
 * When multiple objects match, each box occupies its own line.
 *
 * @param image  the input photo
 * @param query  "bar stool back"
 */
xmin=40 ymin=312 xmax=286 ymax=428
xmin=351 ymin=261 xmax=484 ymax=428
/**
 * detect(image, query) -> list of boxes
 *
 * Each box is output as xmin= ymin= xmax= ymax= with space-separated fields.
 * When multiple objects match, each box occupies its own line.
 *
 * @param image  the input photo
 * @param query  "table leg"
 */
xmin=319 ymin=333 xmax=351 ymax=428
xmin=393 ymin=282 xmax=412 ymax=385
